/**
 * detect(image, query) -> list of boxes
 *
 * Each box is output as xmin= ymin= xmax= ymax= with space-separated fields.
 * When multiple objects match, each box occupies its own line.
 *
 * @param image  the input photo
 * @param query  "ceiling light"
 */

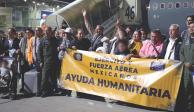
xmin=24 ymin=0 xmax=27 ymax=2
xmin=33 ymin=1 xmax=36 ymax=4
xmin=42 ymin=2 xmax=45 ymax=5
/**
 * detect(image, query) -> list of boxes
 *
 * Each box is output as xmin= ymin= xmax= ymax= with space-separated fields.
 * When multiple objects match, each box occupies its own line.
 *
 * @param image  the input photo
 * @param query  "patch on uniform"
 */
xmin=73 ymin=53 xmax=82 ymax=61
xmin=150 ymin=61 xmax=165 ymax=71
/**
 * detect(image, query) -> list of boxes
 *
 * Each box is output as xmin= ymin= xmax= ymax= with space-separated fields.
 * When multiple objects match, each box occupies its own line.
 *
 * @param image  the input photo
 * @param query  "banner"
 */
xmin=60 ymin=50 xmax=183 ymax=111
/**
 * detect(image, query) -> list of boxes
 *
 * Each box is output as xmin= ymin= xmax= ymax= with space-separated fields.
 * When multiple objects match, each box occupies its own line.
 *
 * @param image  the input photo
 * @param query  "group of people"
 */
xmin=0 ymin=10 xmax=194 ymax=111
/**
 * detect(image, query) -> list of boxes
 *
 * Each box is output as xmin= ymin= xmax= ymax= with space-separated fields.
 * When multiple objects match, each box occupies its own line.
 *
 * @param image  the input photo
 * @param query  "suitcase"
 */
xmin=24 ymin=69 xmax=40 ymax=94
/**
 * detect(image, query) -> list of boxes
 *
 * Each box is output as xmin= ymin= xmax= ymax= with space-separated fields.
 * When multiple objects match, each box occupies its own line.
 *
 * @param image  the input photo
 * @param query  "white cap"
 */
xmin=65 ymin=27 xmax=73 ymax=34
xmin=42 ymin=14 xmax=47 ymax=17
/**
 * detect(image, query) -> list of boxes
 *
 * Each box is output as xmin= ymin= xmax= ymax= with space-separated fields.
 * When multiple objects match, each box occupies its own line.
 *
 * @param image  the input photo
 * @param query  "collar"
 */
xmin=169 ymin=37 xmax=177 ymax=42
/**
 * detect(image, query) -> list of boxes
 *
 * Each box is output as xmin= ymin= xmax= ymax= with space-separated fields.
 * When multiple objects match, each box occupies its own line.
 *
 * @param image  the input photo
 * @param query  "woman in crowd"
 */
xmin=128 ymin=30 xmax=143 ymax=58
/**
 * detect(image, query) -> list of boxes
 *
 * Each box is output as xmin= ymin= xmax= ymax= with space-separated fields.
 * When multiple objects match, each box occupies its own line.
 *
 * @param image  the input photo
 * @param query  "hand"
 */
xmin=116 ymin=18 xmax=120 ymax=25
xmin=60 ymin=45 xmax=64 ymax=50
xmin=72 ymin=46 xmax=77 ymax=50
xmin=0 ymin=53 xmax=5 ymax=57
xmin=185 ymin=63 xmax=192 ymax=70
xmin=125 ymin=54 xmax=132 ymax=60
xmin=40 ymin=63 xmax=43 ymax=68
xmin=82 ymin=9 xmax=87 ymax=17
xmin=57 ymin=47 xmax=60 ymax=51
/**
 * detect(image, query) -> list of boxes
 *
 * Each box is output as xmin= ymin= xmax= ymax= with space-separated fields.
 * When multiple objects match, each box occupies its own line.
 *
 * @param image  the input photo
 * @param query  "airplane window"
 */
xmin=183 ymin=2 xmax=189 ymax=8
xmin=160 ymin=3 xmax=165 ymax=9
xmin=175 ymin=2 xmax=181 ymax=8
xmin=192 ymin=2 xmax=194 ymax=8
xmin=168 ymin=3 xmax=173 ymax=9
xmin=153 ymin=3 xmax=159 ymax=10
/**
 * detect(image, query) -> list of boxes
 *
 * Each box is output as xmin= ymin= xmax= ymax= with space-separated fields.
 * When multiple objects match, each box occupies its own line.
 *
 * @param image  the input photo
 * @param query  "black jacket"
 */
xmin=71 ymin=38 xmax=91 ymax=51
xmin=0 ymin=37 xmax=20 ymax=56
xmin=38 ymin=37 xmax=59 ymax=65
xmin=0 ymin=37 xmax=6 ymax=55
xmin=89 ymin=35 xmax=104 ymax=51
xmin=159 ymin=37 xmax=182 ymax=60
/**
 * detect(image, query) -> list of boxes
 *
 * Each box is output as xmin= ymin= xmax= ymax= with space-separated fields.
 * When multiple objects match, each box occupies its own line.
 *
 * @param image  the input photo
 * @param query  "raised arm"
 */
xmin=82 ymin=9 xmax=94 ymax=35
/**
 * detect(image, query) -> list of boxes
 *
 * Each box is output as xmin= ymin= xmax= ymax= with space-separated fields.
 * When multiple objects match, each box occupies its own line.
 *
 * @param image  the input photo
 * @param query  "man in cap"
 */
xmin=58 ymin=27 xmax=74 ymax=59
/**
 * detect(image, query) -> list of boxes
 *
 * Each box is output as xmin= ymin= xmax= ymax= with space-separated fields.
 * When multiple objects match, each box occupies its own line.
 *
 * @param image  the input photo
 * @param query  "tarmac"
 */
xmin=0 ymin=93 xmax=167 ymax=112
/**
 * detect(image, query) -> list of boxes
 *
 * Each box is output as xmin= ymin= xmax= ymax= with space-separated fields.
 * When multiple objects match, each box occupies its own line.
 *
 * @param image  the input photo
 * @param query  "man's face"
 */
xmin=18 ymin=32 xmax=22 ymax=38
xmin=125 ymin=27 xmax=133 ymax=36
xmin=35 ymin=28 xmax=42 ymax=37
xmin=95 ymin=25 xmax=103 ymax=36
xmin=26 ymin=30 xmax=32 ymax=38
xmin=169 ymin=26 xmax=179 ymax=39
xmin=141 ymin=31 xmax=146 ymax=38
xmin=117 ymin=29 xmax=125 ymax=39
xmin=151 ymin=32 xmax=160 ymax=44
xmin=189 ymin=23 xmax=194 ymax=35
xmin=55 ymin=31 xmax=60 ymax=37
xmin=60 ymin=30 xmax=64 ymax=37
xmin=45 ymin=28 xmax=52 ymax=38
xmin=118 ymin=43 xmax=127 ymax=52
xmin=186 ymin=17 xmax=193 ymax=26
xmin=77 ymin=30 xmax=84 ymax=40
xmin=133 ymin=31 xmax=141 ymax=41
xmin=8 ymin=29 xmax=14 ymax=39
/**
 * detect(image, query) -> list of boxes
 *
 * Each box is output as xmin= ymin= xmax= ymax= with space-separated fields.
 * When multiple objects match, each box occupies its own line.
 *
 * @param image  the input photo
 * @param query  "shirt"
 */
xmin=32 ymin=37 xmax=41 ymax=62
xmin=60 ymin=38 xmax=71 ymax=50
xmin=26 ymin=37 xmax=33 ymax=65
xmin=164 ymin=38 xmax=176 ymax=60
xmin=129 ymin=40 xmax=142 ymax=55
xmin=8 ymin=39 xmax=13 ymax=49
xmin=139 ymin=40 xmax=163 ymax=58
xmin=109 ymin=37 xmax=118 ymax=54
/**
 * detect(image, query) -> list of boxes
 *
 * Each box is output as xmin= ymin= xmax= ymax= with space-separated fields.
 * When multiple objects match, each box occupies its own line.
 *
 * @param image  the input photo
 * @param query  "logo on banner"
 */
xmin=74 ymin=53 xmax=82 ymax=61
xmin=150 ymin=61 xmax=165 ymax=71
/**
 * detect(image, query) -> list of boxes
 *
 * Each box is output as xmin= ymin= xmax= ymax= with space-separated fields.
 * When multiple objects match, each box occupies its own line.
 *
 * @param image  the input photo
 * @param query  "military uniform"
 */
xmin=38 ymin=37 xmax=59 ymax=95
xmin=178 ymin=36 xmax=194 ymax=112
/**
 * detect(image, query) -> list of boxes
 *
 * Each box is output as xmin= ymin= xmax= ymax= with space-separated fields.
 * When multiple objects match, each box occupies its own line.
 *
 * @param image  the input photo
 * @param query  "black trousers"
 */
xmin=41 ymin=64 xmax=57 ymax=94
xmin=9 ymin=73 xmax=17 ymax=96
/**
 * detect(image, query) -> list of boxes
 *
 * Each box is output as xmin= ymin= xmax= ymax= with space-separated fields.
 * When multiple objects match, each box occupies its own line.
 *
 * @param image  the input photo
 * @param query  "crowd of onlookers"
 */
xmin=0 ymin=10 xmax=194 ymax=111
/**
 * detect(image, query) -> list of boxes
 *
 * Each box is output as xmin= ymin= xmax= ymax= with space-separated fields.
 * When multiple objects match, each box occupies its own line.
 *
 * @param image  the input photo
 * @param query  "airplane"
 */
xmin=147 ymin=0 xmax=194 ymax=36
xmin=46 ymin=0 xmax=194 ymax=37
